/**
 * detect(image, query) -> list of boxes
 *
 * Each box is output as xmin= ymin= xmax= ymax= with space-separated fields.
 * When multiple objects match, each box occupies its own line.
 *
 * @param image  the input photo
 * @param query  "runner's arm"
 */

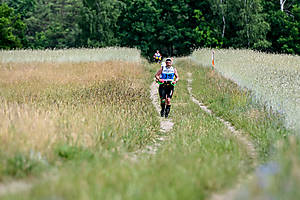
xmin=155 ymin=68 xmax=163 ymax=81
xmin=174 ymin=68 xmax=179 ymax=83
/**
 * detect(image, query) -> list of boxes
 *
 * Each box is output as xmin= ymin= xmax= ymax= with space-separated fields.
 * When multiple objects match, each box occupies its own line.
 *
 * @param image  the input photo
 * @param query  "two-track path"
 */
xmin=138 ymin=72 xmax=257 ymax=199
xmin=0 ymin=181 xmax=32 ymax=197
xmin=186 ymin=72 xmax=257 ymax=200
xmin=134 ymin=72 xmax=257 ymax=199
xmin=0 ymin=73 xmax=257 ymax=199
xmin=129 ymin=81 xmax=173 ymax=159
xmin=139 ymin=81 xmax=174 ymax=154
xmin=150 ymin=81 xmax=174 ymax=135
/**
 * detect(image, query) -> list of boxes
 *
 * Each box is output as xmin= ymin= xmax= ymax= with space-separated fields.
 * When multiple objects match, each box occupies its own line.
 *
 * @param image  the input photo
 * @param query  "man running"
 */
xmin=155 ymin=58 xmax=179 ymax=118
xmin=153 ymin=50 xmax=162 ymax=63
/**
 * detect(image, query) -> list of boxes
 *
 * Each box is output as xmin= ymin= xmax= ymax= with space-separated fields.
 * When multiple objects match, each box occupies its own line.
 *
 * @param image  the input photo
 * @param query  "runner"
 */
xmin=155 ymin=58 xmax=179 ymax=118
xmin=153 ymin=50 xmax=162 ymax=63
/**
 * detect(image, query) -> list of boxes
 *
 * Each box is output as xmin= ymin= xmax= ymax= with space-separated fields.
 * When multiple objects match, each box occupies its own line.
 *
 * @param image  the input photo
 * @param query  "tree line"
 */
xmin=1 ymin=0 xmax=299 ymax=58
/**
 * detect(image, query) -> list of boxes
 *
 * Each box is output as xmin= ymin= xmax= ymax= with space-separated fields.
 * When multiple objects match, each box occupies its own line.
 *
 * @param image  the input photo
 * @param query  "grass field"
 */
xmin=192 ymin=49 xmax=300 ymax=132
xmin=191 ymin=49 xmax=300 ymax=199
xmin=182 ymin=58 xmax=290 ymax=159
xmin=0 ymin=48 xmax=141 ymax=63
xmin=0 ymin=48 xmax=297 ymax=199
xmin=0 ymin=48 xmax=156 ymax=179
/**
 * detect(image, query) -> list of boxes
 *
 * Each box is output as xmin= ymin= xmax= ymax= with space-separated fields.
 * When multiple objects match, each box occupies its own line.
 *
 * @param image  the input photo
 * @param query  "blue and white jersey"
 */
xmin=160 ymin=65 xmax=175 ymax=81
xmin=154 ymin=53 xmax=161 ymax=58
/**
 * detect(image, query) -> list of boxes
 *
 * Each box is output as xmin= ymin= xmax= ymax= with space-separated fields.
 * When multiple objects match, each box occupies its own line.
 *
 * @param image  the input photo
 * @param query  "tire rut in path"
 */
xmin=0 ymin=181 xmax=32 ymax=197
xmin=187 ymin=72 xmax=257 ymax=200
xmin=143 ymin=81 xmax=174 ymax=152
xmin=0 ymin=172 xmax=58 ymax=198
xmin=129 ymin=81 xmax=173 ymax=160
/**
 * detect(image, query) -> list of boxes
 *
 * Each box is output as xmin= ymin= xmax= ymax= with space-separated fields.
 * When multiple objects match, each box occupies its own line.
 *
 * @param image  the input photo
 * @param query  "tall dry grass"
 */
xmin=0 ymin=60 xmax=156 ymax=165
xmin=192 ymin=49 xmax=300 ymax=131
xmin=1 ymin=58 xmax=255 ymax=200
xmin=191 ymin=49 xmax=300 ymax=199
xmin=0 ymin=61 xmax=143 ymax=85
xmin=0 ymin=48 xmax=141 ymax=63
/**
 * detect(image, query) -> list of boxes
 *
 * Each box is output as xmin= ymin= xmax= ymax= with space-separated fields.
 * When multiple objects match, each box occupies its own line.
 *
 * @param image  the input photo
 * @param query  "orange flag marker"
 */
xmin=212 ymin=50 xmax=215 ymax=71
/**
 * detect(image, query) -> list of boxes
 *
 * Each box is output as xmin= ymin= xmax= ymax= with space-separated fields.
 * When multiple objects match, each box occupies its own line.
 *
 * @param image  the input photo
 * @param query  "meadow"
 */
xmin=0 ymin=48 xmax=142 ymax=63
xmin=192 ymin=49 xmax=300 ymax=132
xmin=191 ymin=49 xmax=300 ymax=199
xmin=0 ymin=48 xmax=155 ymax=178
xmin=0 ymin=48 xmax=297 ymax=199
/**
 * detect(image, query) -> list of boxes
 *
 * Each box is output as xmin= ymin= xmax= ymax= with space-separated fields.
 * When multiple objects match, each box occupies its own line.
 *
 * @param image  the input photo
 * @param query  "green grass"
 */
xmin=0 ymin=60 xmax=159 ymax=181
xmin=0 ymin=55 xmax=254 ymax=200
xmin=1 ymin=49 xmax=294 ymax=200
xmin=190 ymin=49 xmax=300 ymax=199
xmin=235 ymin=136 xmax=300 ymax=200
xmin=178 ymin=59 xmax=291 ymax=160
xmin=192 ymin=48 xmax=300 ymax=131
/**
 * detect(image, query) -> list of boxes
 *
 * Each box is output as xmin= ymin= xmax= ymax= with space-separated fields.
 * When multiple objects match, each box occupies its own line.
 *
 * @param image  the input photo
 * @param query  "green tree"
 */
xmin=4 ymin=0 xmax=36 ymax=19
xmin=119 ymin=0 xmax=196 ymax=58
xmin=157 ymin=0 xmax=195 ymax=56
xmin=193 ymin=9 xmax=222 ymax=48
xmin=234 ymin=0 xmax=271 ymax=50
xmin=78 ymin=0 xmax=124 ymax=47
xmin=206 ymin=0 xmax=270 ymax=50
xmin=262 ymin=0 xmax=300 ymax=54
xmin=2 ymin=0 xmax=299 ymax=55
xmin=207 ymin=0 xmax=227 ymax=46
xmin=118 ymin=0 xmax=160 ymax=57
xmin=0 ymin=3 xmax=26 ymax=49
xmin=276 ymin=5 xmax=300 ymax=54
xmin=24 ymin=0 xmax=83 ymax=49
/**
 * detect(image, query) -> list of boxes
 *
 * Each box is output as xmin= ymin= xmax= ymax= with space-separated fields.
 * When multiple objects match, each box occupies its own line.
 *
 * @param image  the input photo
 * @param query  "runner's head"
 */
xmin=166 ymin=58 xmax=172 ymax=67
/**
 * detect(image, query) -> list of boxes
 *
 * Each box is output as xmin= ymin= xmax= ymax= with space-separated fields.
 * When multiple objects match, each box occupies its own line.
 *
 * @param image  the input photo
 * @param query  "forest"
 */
xmin=1 ymin=0 xmax=299 ymax=58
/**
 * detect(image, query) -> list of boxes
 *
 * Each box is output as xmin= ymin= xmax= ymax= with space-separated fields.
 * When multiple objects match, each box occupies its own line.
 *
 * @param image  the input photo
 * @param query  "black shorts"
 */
xmin=159 ymin=83 xmax=174 ymax=99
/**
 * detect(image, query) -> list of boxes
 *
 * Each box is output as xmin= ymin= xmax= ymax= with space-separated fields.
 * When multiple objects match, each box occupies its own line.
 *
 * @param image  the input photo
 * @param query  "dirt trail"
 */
xmin=141 ymin=81 xmax=173 ymax=154
xmin=150 ymin=81 xmax=174 ymax=133
xmin=187 ymin=72 xmax=257 ymax=200
xmin=0 ymin=181 xmax=32 ymax=197
xmin=129 ymin=81 xmax=173 ymax=159
xmin=0 ymin=170 xmax=59 ymax=198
